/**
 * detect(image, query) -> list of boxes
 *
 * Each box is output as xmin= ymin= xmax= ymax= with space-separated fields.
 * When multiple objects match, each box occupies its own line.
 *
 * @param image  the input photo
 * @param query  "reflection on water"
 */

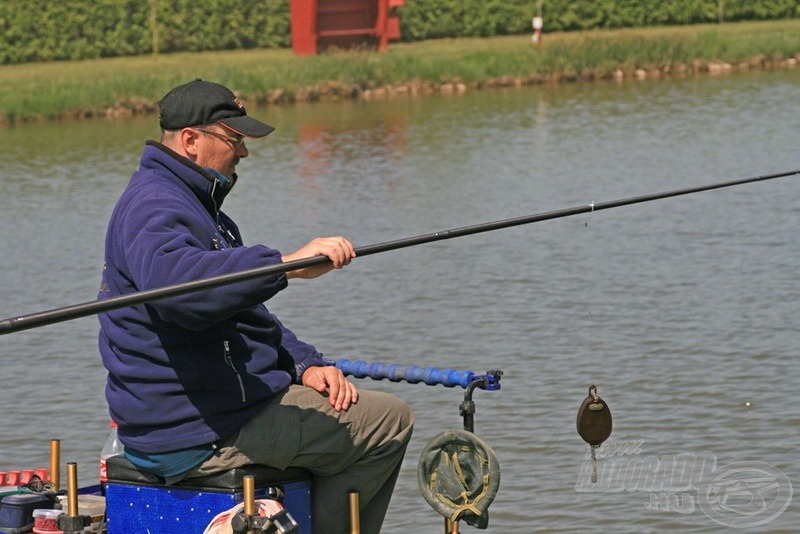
xmin=0 ymin=70 xmax=798 ymax=532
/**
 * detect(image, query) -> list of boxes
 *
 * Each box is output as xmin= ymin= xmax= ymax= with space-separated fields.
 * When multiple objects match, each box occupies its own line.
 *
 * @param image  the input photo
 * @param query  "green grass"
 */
xmin=1 ymin=19 xmax=799 ymax=123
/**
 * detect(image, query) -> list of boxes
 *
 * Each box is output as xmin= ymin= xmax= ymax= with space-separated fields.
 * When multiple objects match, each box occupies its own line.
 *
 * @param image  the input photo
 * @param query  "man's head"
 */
xmin=158 ymin=79 xmax=274 ymax=178
xmin=158 ymin=79 xmax=273 ymax=137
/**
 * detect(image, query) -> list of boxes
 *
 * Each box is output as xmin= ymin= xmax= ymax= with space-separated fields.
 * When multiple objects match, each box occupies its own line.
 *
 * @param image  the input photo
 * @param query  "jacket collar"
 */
xmin=141 ymin=140 xmax=235 ymax=212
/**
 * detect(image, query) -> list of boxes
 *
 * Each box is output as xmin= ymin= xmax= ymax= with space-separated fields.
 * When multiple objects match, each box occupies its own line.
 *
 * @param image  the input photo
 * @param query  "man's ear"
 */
xmin=180 ymin=128 xmax=202 ymax=159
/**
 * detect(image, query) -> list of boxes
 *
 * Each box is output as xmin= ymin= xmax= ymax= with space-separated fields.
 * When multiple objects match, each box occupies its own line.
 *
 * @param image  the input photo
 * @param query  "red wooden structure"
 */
xmin=290 ymin=0 xmax=405 ymax=55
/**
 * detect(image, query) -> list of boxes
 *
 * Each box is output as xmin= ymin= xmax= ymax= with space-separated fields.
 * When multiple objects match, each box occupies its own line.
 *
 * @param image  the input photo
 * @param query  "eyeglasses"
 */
xmin=194 ymin=128 xmax=246 ymax=150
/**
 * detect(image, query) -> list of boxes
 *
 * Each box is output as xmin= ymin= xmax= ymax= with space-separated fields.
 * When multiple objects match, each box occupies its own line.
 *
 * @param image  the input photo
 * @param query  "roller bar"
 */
xmin=335 ymin=359 xmax=477 ymax=388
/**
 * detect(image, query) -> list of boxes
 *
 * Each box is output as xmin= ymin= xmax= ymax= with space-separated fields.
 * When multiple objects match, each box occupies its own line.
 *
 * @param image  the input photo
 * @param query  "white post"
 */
xmin=532 ymin=0 xmax=543 ymax=44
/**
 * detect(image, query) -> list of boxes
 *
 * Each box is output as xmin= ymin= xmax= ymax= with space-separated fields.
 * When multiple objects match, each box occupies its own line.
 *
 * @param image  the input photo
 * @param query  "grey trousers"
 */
xmin=186 ymin=385 xmax=415 ymax=534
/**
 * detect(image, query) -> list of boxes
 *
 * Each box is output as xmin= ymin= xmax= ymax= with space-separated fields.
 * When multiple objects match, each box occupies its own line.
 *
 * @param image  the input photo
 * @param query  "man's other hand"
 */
xmin=301 ymin=365 xmax=359 ymax=411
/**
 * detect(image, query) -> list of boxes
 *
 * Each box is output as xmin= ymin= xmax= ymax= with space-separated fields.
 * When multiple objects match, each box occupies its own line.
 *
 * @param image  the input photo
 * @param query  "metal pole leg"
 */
xmin=348 ymin=490 xmax=360 ymax=534
xmin=50 ymin=439 xmax=60 ymax=492
xmin=243 ymin=475 xmax=255 ymax=534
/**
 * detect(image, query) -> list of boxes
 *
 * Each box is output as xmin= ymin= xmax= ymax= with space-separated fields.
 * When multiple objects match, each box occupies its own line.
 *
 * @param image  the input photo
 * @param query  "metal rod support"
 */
xmin=349 ymin=491 xmax=360 ymax=534
xmin=50 ymin=439 xmax=60 ymax=493
xmin=66 ymin=462 xmax=78 ymax=517
xmin=243 ymin=475 xmax=255 ymax=534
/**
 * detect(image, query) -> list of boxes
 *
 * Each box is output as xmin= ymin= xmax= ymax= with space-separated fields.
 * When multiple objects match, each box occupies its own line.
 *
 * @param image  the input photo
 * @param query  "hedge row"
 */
xmin=399 ymin=0 xmax=800 ymax=39
xmin=0 ymin=0 xmax=290 ymax=64
xmin=1 ymin=0 xmax=798 ymax=64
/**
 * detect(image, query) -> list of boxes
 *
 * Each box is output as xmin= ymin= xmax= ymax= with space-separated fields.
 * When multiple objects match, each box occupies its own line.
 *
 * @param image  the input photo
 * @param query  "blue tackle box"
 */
xmin=104 ymin=455 xmax=312 ymax=534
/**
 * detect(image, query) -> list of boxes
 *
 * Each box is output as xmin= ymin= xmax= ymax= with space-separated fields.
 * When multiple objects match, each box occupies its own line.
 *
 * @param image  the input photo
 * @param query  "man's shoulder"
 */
xmin=110 ymin=172 xmax=199 ymax=232
xmin=124 ymin=168 xmax=194 ymax=201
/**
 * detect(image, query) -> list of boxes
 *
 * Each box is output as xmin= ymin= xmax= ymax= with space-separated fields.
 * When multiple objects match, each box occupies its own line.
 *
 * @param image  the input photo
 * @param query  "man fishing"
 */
xmin=97 ymin=79 xmax=414 ymax=534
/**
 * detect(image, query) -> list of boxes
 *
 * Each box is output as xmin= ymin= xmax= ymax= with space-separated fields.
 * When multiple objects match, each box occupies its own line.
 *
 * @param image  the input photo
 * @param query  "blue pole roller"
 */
xmin=334 ymin=359 xmax=476 ymax=388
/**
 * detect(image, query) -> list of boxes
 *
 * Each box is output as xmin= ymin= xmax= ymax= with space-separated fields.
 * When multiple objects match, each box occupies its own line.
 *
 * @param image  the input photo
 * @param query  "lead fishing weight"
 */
xmin=577 ymin=385 xmax=613 ymax=483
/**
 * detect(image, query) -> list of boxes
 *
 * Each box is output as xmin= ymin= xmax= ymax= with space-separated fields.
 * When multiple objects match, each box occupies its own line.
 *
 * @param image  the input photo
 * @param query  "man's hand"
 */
xmin=301 ymin=365 xmax=359 ymax=411
xmin=282 ymin=236 xmax=356 ymax=279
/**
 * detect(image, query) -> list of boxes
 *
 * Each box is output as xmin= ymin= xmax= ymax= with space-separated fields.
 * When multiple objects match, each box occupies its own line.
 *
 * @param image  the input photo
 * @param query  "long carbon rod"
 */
xmin=1 ymin=168 xmax=797 ymax=335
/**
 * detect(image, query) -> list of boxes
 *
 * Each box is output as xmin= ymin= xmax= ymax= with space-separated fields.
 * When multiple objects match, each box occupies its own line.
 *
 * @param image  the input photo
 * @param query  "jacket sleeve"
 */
xmin=114 ymin=186 xmax=287 ymax=331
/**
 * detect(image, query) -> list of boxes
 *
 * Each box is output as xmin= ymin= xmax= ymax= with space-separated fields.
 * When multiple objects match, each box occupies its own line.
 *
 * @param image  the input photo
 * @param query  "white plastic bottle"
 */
xmin=99 ymin=420 xmax=122 ymax=492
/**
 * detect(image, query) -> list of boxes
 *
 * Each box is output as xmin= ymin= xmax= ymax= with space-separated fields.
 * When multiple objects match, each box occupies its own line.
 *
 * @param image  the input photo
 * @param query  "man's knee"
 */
xmin=375 ymin=392 xmax=415 ymax=452
xmin=367 ymin=390 xmax=414 ymax=429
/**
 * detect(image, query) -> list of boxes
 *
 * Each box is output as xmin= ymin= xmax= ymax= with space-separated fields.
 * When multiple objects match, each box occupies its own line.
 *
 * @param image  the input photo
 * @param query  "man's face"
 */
xmin=190 ymin=124 xmax=248 ymax=178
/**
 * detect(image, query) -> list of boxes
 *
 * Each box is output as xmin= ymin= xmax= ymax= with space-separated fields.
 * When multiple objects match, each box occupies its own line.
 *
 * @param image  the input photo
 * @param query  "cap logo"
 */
xmin=234 ymin=97 xmax=244 ymax=110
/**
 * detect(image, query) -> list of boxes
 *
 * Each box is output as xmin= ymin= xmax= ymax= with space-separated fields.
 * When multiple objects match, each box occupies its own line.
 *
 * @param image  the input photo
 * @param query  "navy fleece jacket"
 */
xmin=98 ymin=141 xmax=326 ymax=453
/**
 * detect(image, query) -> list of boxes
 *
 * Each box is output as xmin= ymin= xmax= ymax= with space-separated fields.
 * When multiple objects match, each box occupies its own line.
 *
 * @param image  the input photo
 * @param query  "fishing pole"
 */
xmin=1 ymin=168 xmax=797 ymax=335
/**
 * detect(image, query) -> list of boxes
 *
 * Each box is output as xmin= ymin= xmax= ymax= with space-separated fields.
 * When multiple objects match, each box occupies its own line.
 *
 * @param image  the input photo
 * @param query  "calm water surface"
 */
xmin=0 ymin=69 xmax=798 ymax=532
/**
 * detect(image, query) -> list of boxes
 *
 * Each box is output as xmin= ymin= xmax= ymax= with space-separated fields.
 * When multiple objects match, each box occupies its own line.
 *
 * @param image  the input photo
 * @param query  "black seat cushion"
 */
xmin=106 ymin=454 xmax=309 ymax=491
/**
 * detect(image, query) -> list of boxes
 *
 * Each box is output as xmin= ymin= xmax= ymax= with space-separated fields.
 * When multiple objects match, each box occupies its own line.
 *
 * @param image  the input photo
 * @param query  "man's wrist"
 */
xmin=294 ymin=356 xmax=331 ymax=384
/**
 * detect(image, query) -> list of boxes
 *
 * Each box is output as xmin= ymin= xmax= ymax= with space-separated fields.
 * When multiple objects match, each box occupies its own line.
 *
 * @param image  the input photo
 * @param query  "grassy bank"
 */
xmin=1 ymin=19 xmax=799 ymax=124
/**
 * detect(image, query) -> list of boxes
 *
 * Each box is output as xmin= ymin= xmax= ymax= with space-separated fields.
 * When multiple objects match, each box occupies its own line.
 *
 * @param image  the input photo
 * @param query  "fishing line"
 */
xmin=1 ymin=168 xmax=797 ymax=335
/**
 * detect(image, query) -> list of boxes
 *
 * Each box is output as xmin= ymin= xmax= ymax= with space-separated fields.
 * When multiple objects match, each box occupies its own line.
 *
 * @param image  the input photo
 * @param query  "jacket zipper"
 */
xmin=223 ymin=340 xmax=247 ymax=403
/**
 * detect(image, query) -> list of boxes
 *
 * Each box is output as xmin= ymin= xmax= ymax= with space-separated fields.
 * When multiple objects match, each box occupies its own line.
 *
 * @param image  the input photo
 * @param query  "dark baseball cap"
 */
xmin=158 ymin=79 xmax=274 ymax=137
